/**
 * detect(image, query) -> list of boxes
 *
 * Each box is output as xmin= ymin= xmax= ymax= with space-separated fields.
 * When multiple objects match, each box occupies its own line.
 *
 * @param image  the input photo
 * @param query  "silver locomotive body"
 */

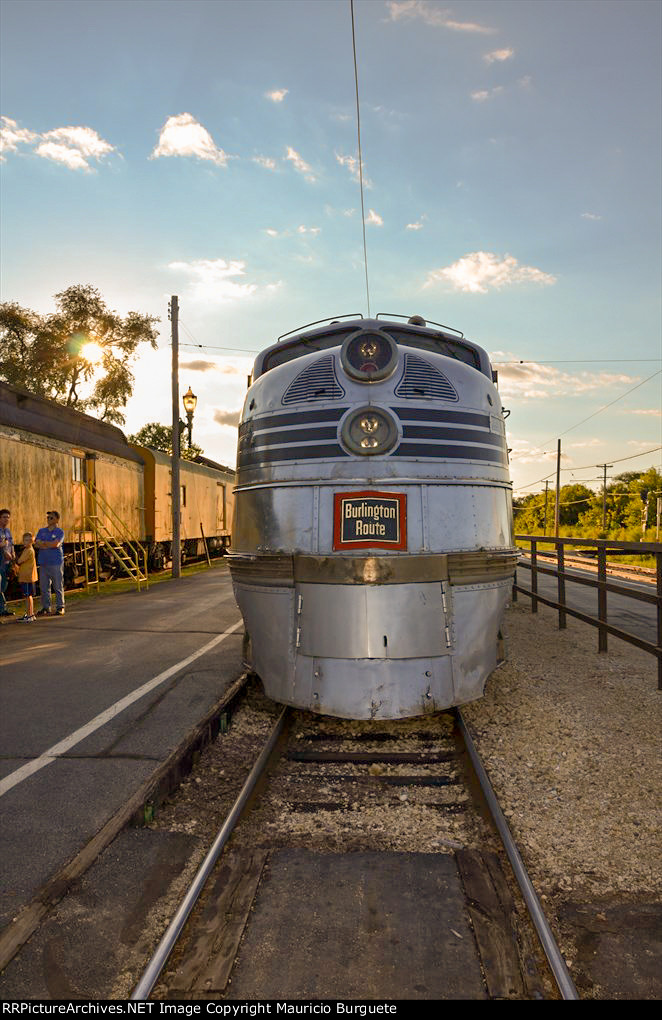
xmin=229 ymin=315 xmax=516 ymax=719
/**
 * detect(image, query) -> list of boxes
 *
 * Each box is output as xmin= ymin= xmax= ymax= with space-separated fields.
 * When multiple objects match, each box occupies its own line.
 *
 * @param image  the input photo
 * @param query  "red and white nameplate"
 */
xmin=333 ymin=490 xmax=407 ymax=550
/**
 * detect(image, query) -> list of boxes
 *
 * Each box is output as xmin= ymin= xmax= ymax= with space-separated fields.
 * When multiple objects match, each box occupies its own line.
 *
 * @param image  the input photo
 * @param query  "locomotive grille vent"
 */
xmin=394 ymin=353 xmax=458 ymax=401
xmin=282 ymin=356 xmax=346 ymax=405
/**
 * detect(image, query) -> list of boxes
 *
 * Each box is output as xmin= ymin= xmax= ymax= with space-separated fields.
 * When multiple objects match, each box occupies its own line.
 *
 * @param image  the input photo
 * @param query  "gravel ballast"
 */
xmin=463 ymin=599 xmax=661 ymax=997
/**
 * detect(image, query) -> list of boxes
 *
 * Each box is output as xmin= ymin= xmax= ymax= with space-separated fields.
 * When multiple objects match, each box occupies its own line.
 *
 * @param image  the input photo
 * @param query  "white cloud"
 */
xmin=366 ymin=209 xmax=383 ymax=227
xmin=336 ymin=152 xmax=373 ymax=188
xmin=426 ymin=251 xmax=556 ymax=293
xmin=265 ymin=89 xmax=288 ymax=103
xmin=406 ymin=221 xmax=424 ymax=230
xmin=41 ymin=126 xmax=114 ymax=160
xmin=385 ymin=1 xmax=495 ymax=33
xmin=471 ymin=86 xmax=504 ymax=102
xmin=213 ymin=408 xmax=241 ymax=427
xmin=492 ymin=356 xmax=635 ymax=402
xmin=34 ymin=141 xmax=90 ymax=171
xmin=1 ymin=117 xmax=116 ymax=170
xmin=151 ymin=113 xmax=230 ymax=167
xmin=507 ymin=439 xmax=563 ymax=466
xmin=296 ymin=225 xmax=321 ymax=235
xmin=168 ymin=258 xmax=263 ymax=304
xmin=484 ymin=48 xmax=514 ymax=63
xmin=630 ymin=408 xmax=661 ymax=417
xmin=567 ymin=438 xmax=603 ymax=449
xmin=0 ymin=116 xmax=37 ymax=160
xmin=253 ymin=155 xmax=277 ymax=170
xmin=285 ymin=146 xmax=315 ymax=182
xmin=581 ymin=212 xmax=602 ymax=221
xmin=265 ymin=228 xmax=279 ymax=237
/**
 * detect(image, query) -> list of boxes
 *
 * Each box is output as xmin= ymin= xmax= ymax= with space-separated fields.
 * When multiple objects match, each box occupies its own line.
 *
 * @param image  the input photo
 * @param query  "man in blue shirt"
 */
xmin=35 ymin=510 xmax=66 ymax=616
xmin=0 ymin=507 xmax=15 ymax=616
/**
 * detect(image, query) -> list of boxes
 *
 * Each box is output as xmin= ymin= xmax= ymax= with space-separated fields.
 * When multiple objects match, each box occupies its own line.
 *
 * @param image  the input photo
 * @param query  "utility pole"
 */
xmin=543 ymin=479 xmax=550 ymax=536
xmin=597 ymin=463 xmax=613 ymax=531
xmin=170 ymin=296 xmax=181 ymax=579
xmin=554 ymin=440 xmax=561 ymax=537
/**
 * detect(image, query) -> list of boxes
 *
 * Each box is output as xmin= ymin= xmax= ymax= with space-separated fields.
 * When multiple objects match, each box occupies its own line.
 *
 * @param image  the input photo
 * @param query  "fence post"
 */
xmin=531 ymin=538 xmax=538 ymax=614
xmin=557 ymin=539 xmax=566 ymax=630
xmin=597 ymin=542 xmax=608 ymax=652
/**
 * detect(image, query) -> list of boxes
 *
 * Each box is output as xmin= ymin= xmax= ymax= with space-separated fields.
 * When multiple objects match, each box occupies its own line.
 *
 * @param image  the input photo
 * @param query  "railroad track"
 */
xmin=131 ymin=679 xmax=578 ymax=1001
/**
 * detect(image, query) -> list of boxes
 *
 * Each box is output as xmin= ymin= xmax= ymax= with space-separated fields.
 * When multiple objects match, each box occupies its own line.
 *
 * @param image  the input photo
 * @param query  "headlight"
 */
xmin=341 ymin=406 xmax=399 ymax=456
xmin=340 ymin=328 xmax=398 ymax=383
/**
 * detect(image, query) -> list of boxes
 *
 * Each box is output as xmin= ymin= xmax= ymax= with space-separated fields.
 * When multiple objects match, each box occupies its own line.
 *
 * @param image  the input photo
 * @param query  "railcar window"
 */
xmin=71 ymin=456 xmax=84 ymax=482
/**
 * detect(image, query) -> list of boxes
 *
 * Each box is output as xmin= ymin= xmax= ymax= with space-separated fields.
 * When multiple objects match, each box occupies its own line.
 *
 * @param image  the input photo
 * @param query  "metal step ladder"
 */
xmin=82 ymin=481 xmax=149 ymax=591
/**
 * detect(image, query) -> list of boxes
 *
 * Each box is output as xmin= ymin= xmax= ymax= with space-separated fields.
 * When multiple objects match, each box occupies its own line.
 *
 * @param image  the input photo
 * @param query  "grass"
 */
xmin=6 ymin=557 xmax=230 ymax=609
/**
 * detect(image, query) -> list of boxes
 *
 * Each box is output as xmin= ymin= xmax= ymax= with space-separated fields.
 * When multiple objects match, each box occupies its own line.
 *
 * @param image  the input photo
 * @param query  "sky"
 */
xmin=1 ymin=0 xmax=661 ymax=493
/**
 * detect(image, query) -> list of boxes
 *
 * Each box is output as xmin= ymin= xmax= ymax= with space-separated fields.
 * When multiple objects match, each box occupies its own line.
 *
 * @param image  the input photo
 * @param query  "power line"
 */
xmin=179 ymin=342 xmax=259 ymax=355
xmin=515 ymin=445 xmax=662 ymax=493
xmin=513 ymin=368 xmax=661 ymax=464
xmin=177 ymin=319 xmax=258 ymax=355
xmin=493 ymin=358 xmax=661 ymax=364
xmin=350 ymin=0 xmax=371 ymax=318
xmin=539 ymin=369 xmax=660 ymax=447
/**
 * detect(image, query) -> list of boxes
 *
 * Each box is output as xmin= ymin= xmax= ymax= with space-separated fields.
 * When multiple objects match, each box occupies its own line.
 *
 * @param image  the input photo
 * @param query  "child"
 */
xmin=17 ymin=533 xmax=38 ymax=622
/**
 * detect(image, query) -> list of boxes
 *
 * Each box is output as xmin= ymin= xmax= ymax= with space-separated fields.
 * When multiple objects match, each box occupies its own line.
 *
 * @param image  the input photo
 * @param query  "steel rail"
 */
xmin=131 ymin=706 xmax=288 ymax=1001
xmin=455 ymin=708 xmax=579 ymax=1000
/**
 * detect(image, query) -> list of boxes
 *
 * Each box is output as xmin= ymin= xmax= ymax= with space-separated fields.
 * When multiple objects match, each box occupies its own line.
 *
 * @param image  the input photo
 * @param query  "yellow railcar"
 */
xmin=0 ymin=382 xmax=144 ymax=550
xmin=0 ymin=382 xmax=235 ymax=583
xmin=134 ymin=446 xmax=234 ymax=567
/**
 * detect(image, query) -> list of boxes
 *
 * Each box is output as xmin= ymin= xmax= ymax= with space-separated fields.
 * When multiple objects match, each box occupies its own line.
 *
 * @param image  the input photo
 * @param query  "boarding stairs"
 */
xmin=80 ymin=481 xmax=149 ymax=592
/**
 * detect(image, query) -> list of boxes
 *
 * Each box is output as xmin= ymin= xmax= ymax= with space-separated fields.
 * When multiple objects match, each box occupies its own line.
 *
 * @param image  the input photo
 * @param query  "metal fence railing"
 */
xmin=513 ymin=535 xmax=662 ymax=690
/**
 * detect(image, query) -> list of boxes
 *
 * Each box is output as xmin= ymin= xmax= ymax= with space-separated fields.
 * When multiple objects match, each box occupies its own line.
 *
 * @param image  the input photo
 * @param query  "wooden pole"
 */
xmin=171 ymin=296 xmax=181 ymax=579
xmin=554 ymin=440 xmax=561 ymax=537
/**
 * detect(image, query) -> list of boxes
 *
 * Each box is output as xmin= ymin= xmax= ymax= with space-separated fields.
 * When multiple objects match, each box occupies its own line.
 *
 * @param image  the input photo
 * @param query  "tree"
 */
xmin=514 ymin=483 xmax=595 ymax=533
xmin=128 ymin=421 xmax=203 ymax=462
xmin=0 ymin=284 xmax=159 ymax=425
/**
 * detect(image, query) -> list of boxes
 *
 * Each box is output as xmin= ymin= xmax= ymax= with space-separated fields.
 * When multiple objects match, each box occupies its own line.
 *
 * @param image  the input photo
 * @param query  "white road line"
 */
xmin=0 ymin=620 xmax=244 ymax=798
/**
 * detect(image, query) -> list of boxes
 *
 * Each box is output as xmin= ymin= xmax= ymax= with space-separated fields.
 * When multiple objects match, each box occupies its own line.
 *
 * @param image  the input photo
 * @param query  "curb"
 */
xmin=0 ymin=672 xmax=249 ymax=974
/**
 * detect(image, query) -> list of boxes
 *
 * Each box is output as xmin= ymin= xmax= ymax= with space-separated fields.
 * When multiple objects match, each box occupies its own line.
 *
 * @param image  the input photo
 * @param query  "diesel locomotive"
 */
xmin=229 ymin=313 xmax=517 ymax=720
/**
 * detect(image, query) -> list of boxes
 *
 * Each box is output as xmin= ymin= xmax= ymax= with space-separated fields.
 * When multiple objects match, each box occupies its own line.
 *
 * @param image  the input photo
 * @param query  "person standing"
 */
xmin=17 ymin=532 xmax=38 ymax=622
xmin=0 ymin=508 xmax=16 ymax=617
xmin=35 ymin=511 xmax=65 ymax=616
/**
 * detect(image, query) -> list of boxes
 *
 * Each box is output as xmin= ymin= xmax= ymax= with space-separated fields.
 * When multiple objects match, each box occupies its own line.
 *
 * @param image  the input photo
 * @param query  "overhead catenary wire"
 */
xmin=350 ymin=0 xmax=371 ymax=318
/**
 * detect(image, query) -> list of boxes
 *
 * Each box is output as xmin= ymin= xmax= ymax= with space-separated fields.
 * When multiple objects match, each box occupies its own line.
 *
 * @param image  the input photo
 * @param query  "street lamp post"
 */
xmin=182 ymin=387 xmax=197 ymax=449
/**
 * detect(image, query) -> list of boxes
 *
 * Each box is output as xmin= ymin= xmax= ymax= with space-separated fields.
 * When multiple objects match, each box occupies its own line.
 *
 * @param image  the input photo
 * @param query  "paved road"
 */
xmin=515 ymin=560 xmax=658 ymax=645
xmin=0 ymin=565 xmax=244 ymax=929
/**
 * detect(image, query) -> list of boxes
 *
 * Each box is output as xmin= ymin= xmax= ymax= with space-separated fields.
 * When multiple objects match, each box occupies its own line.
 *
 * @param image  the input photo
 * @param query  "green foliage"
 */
xmin=0 ymin=284 xmax=159 ymax=425
xmin=128 ymin=421 xmax=203 ymax=461
xmin=514 ymin=468 xmax=662 ymax=544
xmin=513 ymin=483 xmax=594 ymax=534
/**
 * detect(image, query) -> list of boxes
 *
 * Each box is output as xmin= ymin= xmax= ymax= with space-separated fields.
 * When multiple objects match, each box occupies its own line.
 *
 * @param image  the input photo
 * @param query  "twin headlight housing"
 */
xmin=340 ymin=328 xmax=398 ymax=383
xmin=339 ymin=329 xmax=399 ymax=456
